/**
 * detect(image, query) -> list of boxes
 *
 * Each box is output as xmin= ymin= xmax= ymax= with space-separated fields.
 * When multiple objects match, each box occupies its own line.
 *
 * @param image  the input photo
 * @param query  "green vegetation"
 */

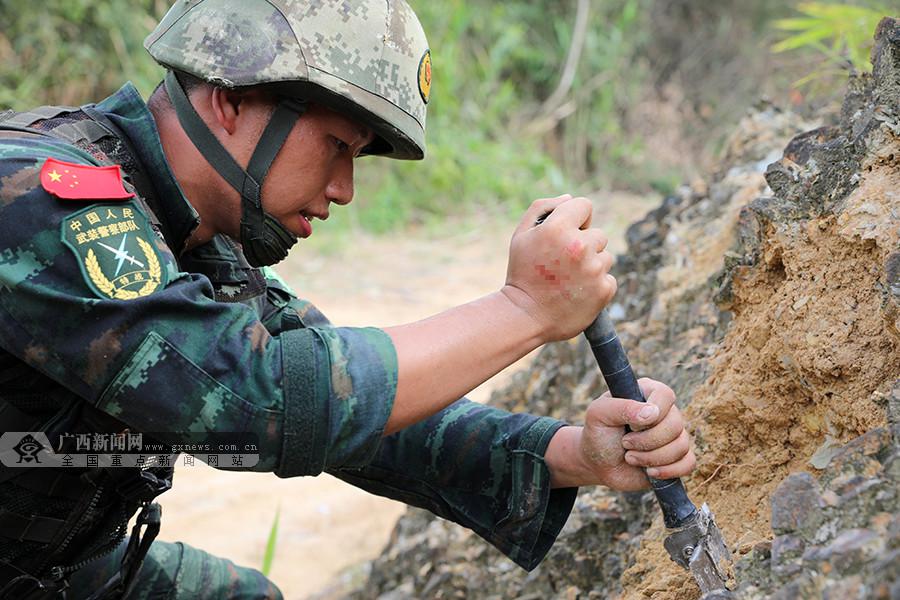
xmin=261 ymin=505 xmax=281 ymax=577
xmin=773 ymin=2 xmax=890 ymax=88
xmin=1 ymin=0 xmax=893 ymax=237
xmin=0 ymin=0 xmax=167 ymax=107
xmin=344 ymin=0 xmax=653 ymax=232
xmin=0 ymin=0 xmax=652 ymax=234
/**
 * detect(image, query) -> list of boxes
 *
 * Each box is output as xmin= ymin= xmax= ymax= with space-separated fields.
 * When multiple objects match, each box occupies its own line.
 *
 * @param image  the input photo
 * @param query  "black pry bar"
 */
xmin=584 ymin=311 xmax=698 ymax=529
xmin=533 ymin=210 xmax=699 ymax=529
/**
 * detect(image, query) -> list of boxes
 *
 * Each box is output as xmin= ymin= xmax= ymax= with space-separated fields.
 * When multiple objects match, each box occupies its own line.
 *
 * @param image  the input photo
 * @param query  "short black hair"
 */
xmin=148 ymin=71 xmax=211 ymax=112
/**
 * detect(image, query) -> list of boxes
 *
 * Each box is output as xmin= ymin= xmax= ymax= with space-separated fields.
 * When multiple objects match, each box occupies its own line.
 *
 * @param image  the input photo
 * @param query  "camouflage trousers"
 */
xmin=67 ymin=539 xmax=282 ymax=600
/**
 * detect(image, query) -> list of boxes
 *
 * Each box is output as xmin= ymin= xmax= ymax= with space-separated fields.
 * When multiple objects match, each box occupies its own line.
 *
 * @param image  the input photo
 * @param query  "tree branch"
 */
xmin=539 ymin=0 xmax=591 ymax=117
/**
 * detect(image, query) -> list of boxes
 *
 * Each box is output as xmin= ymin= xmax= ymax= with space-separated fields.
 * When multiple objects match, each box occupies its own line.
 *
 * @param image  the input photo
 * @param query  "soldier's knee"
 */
xmin=180 ymin=542 xmax=282 ymax=600
xmin=127 ymin=540 xmax=282 ymax=600
xmin=264 ymin=583 xmax=284 ymax=600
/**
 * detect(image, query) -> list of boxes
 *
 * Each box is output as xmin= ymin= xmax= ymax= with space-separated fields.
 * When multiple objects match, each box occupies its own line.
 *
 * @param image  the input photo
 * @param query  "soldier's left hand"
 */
xmin=580 ymin=378 xmax=696 ymax=492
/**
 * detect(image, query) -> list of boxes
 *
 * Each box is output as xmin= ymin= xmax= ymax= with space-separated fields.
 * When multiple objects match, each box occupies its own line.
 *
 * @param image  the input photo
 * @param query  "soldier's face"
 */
xmin=257 ymin=103 xmax=374 ymax=238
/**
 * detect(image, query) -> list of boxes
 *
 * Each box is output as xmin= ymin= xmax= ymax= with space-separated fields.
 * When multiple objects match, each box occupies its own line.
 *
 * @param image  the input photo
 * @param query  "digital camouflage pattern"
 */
xmin=145 ymin=0 xmax=430 ymax=160
xmin=0 ymin=83 xmax=575 ymax=593
xmin=67 ymin=538 xmax=282 ymax=599
xmin=0 ymin=87 xmax=399 ymax=479
xmin=334 ymin=400 xmax=577 ymax=570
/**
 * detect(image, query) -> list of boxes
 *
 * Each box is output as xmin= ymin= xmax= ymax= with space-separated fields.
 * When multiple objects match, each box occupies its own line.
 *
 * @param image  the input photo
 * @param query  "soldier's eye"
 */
xmin=333 ymin=136 xmax=350 ymax=153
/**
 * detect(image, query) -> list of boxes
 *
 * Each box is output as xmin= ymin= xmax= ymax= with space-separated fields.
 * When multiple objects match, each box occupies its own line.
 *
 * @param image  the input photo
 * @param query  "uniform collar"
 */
xmin=93 ymin=82 xmax=200 ymax=255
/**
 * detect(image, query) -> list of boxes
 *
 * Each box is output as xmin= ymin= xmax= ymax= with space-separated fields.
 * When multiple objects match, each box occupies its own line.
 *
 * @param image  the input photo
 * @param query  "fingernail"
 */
xmin=622 ymin=439 xmax=634 ymax=450
xmin=638 ymin=405 xmax=658 ymax=420
xmin=647 ymin=468 xmax=660 ymax=477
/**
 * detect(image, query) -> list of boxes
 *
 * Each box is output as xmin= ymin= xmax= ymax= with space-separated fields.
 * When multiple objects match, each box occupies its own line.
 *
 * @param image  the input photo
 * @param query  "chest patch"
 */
xmin=61 ymin=203 xmax=168 ymax=300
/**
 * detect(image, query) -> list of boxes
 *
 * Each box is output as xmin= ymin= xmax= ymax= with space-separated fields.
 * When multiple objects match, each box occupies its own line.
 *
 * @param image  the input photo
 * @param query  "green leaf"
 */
xmin=771 ymin=2 xmax=886 ymax=73
xmin=772 ymin=27 xmax=835 ymax=52
xmin=261 ymin=505 xmax=281 ymax=577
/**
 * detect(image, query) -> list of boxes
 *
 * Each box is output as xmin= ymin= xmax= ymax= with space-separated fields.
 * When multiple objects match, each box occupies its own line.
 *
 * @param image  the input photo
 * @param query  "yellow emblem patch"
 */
xmin=418 ymin=49 xmax=432 ymax=104
xmin=61 ymin=203 xmax=168 ymax=301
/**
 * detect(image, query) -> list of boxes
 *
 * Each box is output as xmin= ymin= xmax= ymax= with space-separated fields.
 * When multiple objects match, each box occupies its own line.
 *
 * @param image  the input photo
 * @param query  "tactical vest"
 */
xmin=0 ymin=104 xmax=186 ymax=599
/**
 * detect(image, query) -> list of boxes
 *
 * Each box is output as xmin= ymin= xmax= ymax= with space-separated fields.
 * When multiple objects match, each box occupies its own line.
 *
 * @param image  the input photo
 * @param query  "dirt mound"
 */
xmin=621 ymin=16 xmax=900 ymax=599
xmin=335 ymin=17 xmax=900 ymax=600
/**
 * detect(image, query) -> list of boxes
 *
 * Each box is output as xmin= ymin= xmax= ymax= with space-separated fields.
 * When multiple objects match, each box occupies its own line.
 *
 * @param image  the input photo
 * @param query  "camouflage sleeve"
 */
xmin=329 ymin=399 xmax=578 ymax=571
xmin=258 ymin=265 xmax=334 ymax=332
xmin=0 ymin=139 xmax=396 ymax=477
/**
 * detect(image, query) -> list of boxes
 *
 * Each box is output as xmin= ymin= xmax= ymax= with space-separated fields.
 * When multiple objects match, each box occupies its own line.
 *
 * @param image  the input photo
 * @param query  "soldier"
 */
xmin=0 ymin=1 xmax=696 ymax=598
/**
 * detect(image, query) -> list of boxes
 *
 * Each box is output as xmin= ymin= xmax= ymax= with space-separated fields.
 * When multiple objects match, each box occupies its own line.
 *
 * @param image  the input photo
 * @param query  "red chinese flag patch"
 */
xmin=40 ymin=157 xmax=134 ymax=201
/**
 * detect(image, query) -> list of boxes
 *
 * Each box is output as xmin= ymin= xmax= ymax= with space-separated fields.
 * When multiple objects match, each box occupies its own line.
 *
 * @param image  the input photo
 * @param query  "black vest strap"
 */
xmin=0 ymin=400 xmax=42 ymax=432
xmin=0 ymin=402 xmax=46 ymax=486
xmin=80 ymin=105 xmax=159 ymax=205
xmin=163 ymin=70 xmax=306 ymax=242
xmin=245 ymin=97 xmax=307 ymax=196
xmin=0 ymin=559 xmax=57 ymax=600
xmin=9 ymin=470 xmax=84 ymax=502
xmin=0 ymin=508 xmax=67 ymax=545
xmin=164 ymin=71 xmax=257 ymax=198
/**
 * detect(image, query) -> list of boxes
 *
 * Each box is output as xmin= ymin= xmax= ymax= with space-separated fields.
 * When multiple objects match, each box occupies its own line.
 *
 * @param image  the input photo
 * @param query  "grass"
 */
xmin=261 ymin=505 xmax=281 ymax=577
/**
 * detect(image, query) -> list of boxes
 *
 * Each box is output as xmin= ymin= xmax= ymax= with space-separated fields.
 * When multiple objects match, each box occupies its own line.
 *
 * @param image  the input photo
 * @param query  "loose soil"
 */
xmin=155 ymin=193 xmax=656 ymax=599
xmin=621 ymin=135 xmax=900 ymax=599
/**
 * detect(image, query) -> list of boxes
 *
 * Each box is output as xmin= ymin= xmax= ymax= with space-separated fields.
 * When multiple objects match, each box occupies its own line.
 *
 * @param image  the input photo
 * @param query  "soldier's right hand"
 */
xmin=502 ymin=194 xmax=616 ymax=342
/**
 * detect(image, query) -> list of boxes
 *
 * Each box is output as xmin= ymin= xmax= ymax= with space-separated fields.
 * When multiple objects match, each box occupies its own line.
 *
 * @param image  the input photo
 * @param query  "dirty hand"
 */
xmin=555 ymin=378 xmax=696 ymax=491
xmin=502 ymin=194 xmax=616 ymax=342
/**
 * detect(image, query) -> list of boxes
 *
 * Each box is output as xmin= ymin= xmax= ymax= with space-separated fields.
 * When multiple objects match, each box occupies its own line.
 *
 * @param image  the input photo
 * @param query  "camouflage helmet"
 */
xmin=144 ymin=0 xmax=431 ymax=160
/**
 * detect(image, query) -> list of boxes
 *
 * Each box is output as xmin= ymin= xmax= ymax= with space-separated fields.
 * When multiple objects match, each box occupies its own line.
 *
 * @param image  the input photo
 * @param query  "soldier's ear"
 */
xmin=209 ymin=87 xmax=243 ymax=136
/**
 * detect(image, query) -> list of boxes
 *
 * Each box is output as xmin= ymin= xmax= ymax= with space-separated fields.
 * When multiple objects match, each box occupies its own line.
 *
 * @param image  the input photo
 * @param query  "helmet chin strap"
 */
xmin=164 ymin=70 xmax=307 ymax=266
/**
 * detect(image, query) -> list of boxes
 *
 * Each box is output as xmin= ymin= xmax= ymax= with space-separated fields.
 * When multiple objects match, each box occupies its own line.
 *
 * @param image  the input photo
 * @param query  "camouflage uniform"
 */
xmin=0 ymin=83 xmax=576 ymax=597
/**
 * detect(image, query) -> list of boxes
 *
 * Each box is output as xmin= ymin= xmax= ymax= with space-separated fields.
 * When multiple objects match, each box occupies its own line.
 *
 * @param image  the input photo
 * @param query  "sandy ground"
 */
xmin=154 ymin=194 xmax=655 ymax=599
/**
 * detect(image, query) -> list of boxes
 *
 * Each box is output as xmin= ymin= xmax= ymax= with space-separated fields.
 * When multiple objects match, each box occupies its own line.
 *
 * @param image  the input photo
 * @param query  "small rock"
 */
xmin=770 ymin=560 xmax=802 ymax=581
xmin=753 ymin=540 xmax=772 ymax=560
xmin=377 ymin=581 xmax=415 ymax=600
xmin=823 ymin=575 xmax=865 ymax=600
xmin=870 ymin=512 xmax=895 ymax=533
xmin=830 ymin=428 xmax=892 ymax=467
xmin=810 ymin=436 xmax=843 ymax=470
xmin=890 ymin=581 xmax=900 ymax=600
xmin=805 ymin=528 xmax=883 ymax=574
xmin=771 ymin=472 xmax=824 ymax=534
xmin=821 ymin=490 xmax=840 ymax=506
xmin=888 ymin=382 xmax=900 ymax=431
xmin=770 ymin=575 xmax=822 ymax=600
xmin=827 ymin=473 xmax=883 ymax=502
xmin=889 ymin=515 xmax=900 ymax=550
xmin=883 ymin=453 xmax=900 ymax=481
xmin=771 ymin=534 xmax=805 ymax=565
xmin=870 ymin=548 xmax=900 ymax=593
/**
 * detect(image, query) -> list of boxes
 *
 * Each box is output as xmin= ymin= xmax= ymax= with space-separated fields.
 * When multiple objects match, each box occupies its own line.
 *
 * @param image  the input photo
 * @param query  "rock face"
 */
xmin=345 ymin=18 xmax=900 ymax=600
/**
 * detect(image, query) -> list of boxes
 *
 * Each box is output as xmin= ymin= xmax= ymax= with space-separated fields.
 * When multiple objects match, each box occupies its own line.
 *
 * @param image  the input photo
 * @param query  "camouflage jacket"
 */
xmin=0 ymin=83 xmax=576 ymax=571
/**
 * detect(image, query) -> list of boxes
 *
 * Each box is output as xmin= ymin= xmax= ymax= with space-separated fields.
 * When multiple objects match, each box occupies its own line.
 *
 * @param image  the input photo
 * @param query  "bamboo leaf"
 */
xmin=772 ymin=2 xmax=886 ymax=74
xmin=772 ymin=28 xmax=834 ymax=52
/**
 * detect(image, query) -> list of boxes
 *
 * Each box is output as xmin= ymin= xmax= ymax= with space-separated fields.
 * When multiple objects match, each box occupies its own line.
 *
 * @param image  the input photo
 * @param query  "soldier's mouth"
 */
xmin=301 ymin=210 xmax=329 ymax=221
xmin=298 ymin=214 xmax=313 ymax=238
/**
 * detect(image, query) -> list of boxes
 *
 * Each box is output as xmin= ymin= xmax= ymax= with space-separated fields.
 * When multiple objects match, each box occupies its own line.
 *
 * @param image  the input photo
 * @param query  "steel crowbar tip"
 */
xmin=663 ymin=503 xmax=735 ymax=598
